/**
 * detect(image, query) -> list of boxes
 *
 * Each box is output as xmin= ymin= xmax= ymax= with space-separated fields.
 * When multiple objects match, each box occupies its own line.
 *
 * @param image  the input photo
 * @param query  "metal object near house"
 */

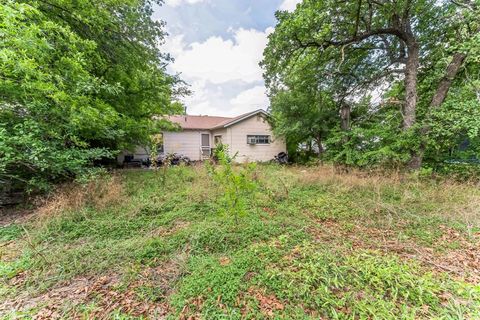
xmin=274 ymin=152 xmax=289 ymax=164
xmin=145 ymin=153 xmax=192 ymax=167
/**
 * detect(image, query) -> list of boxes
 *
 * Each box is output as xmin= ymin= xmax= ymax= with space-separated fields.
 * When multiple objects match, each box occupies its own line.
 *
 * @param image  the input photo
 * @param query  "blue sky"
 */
xmin=153 ymin=0 xmax=301 ymax=116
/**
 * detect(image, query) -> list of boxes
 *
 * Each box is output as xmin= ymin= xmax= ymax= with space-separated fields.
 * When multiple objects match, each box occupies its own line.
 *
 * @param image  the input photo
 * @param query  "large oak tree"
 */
xmin=262 ymin=0 xmax=480 ymax=169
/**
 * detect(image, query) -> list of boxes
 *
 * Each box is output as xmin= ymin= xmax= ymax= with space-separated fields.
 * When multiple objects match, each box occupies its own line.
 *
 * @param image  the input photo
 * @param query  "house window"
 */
xmin=247 ymin=135 xmax=270 ymax=145
xmin=201 ymin=134 xmax=210 ymax=147
xmin=214 ymin=135 xmax=222 ymax=145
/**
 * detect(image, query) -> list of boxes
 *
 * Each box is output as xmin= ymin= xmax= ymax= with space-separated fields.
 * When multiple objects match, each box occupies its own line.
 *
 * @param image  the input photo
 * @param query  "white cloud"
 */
xmin=180 ymin=81 xmax=268 ymax=117
xmin=230 ymin=86 xmax=269 ymax=114
xmin=162 ymin=27 xmax=274 ymax=116
xmin=167 ymin=27 xmax=273 ymax=85
xmin=279 ymin=0 xmax=302 ymax=12
xmin=162 ymin=34 xmax=185 ymax=57
xmin=164 ymin=0 xmax=205 ymax=7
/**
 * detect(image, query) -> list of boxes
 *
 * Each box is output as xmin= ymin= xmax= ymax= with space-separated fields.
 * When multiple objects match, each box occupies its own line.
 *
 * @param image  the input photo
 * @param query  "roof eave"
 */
xmin=213 ymin=109 xmax=269 ymax=130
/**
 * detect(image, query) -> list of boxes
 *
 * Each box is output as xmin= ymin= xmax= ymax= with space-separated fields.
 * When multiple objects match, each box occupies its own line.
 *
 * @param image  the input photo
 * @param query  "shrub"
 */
xmin=206 ymin=146 xmax=257 ymax=224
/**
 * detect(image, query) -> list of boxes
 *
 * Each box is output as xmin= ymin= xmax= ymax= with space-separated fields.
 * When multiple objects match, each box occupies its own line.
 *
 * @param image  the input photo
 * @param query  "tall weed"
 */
xmin=206 ymin=146 xmax=257 ymax=224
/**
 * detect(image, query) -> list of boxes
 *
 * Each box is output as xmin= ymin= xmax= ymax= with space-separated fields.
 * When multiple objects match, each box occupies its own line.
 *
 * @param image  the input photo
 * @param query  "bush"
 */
xmin=206 ymin=146 xmax=257 ymax=224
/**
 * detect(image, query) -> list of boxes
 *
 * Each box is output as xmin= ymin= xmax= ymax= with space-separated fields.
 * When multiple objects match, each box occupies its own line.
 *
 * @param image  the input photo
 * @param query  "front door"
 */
xmin=201 ymin=134 xmax=210 ymax=158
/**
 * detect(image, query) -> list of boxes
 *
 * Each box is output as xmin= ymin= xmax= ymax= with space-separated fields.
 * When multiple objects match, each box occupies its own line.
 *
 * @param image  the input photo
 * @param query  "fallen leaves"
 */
xmin=248 ymin=287 xmax=284 ymax=317
xmin=308 ymin=219 xmax=480 ymax=284
xmin=219 ymin=256 xmax=231 ymax=266
xmin=179 ymin=296 xmax=204 ymax=320
xmin=1 ymin=260 xmax=183 ymax=319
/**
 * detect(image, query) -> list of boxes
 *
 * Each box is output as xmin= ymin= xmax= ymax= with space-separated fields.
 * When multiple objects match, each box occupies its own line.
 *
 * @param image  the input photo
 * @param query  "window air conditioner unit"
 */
xmin=247 ymin=136 xmax=257 ymax=144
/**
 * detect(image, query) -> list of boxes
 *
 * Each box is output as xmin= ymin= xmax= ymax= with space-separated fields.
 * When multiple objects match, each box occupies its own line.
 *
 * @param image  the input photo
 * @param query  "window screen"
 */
xmin=201 ymin=134 xmax=210 ymax=147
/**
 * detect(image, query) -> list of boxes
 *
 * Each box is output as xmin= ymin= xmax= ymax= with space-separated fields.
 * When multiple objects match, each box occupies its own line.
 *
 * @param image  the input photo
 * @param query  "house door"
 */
xmin=201 ymin=134 xmax=210 ymax=159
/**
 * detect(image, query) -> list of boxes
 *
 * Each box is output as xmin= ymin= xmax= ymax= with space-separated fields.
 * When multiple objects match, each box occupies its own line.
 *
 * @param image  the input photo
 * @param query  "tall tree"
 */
xmin=0 ymin=0 xmax=183 ymax=193
xmin=262 ymin=0 xmax=480 ymax=169
xmin=265 ymin=52 xmax=339 ymax=157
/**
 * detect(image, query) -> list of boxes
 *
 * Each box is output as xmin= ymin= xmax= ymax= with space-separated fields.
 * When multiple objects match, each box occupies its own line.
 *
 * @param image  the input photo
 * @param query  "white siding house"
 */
xmin=118 ymin=109 xmax=286 ymax=164
xmin=211 ymin=113 xmax=285 ymax=162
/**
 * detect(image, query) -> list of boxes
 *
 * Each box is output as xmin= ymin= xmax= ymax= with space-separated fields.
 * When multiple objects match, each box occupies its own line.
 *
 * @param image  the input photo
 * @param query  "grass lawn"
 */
xmin=1 ymin=164 xmax=480 ymax=319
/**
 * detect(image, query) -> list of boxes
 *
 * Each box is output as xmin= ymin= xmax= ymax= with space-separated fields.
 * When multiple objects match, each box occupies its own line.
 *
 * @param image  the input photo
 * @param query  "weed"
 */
xmin=0 ymin=224 xmax=23 ymax=242
xmin=2 ymin=165 xmax=479 ymax=319
xmin=206 ymin=146 xmax=257 ymax=224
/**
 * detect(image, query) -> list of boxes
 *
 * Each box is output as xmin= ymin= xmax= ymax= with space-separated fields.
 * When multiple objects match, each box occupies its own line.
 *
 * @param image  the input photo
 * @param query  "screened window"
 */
xmin=201 ymin=134 xmax=210 ymax=147
xmin=247 ymin=135 xmax=270 ymax=144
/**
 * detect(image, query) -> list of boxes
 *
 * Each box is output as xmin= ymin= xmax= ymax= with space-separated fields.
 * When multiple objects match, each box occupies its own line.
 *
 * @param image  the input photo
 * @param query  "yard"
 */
xmin=1 ymin=165 xmax=480 ymax=319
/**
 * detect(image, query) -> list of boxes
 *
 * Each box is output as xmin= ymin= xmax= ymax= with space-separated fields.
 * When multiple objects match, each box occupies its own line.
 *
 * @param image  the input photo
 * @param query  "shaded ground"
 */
xmin=1 ymin=165 xmax=480 ymax=319
xmin=0 ymin=207 xmax=34 ymax=227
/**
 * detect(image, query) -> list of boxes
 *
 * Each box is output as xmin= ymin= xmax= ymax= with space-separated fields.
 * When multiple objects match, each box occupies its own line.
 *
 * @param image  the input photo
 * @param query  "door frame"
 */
xmin=200 ymin=132 xmax=211 ymax=159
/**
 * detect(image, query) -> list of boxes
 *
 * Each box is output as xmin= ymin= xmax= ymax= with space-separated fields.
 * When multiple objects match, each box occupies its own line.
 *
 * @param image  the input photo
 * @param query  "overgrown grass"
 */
xmin=1 ymin=164 xmax=479 ymax=319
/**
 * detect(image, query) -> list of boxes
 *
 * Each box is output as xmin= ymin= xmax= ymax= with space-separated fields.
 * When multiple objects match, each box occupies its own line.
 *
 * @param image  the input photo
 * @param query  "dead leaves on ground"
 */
xmin=1 ymin=260 xmax=183 ymax=320
xmin=247 ymin=287 xmax=284 ymax=317
xmin=28 ymin=274 xmax=169 ymax=320
xmin=308 ymin=219 xmax=480 ymax=284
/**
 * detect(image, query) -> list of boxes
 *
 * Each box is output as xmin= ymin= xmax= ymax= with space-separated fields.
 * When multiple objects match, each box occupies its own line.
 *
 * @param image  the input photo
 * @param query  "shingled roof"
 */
xmin=167 ymin=115 xmax=232 ymax=130
xmin=167 ymin=109 xmax=268 ymax=130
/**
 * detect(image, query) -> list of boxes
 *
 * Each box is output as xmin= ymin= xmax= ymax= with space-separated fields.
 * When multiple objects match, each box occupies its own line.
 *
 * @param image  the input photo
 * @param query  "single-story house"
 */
xmin=117 ymin=109 xmax=286 ymax=164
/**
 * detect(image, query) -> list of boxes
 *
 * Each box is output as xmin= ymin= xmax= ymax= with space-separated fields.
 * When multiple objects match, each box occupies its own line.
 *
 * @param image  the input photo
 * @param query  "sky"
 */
xmin=153 ymin=0 xmax=302 ymax=117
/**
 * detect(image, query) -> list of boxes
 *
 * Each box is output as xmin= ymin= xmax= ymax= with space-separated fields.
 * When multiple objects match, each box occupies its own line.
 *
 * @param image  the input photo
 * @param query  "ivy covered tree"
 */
xmin=262 ymin=0 xmax=480 ymax=170
xmin=0 ymin=0 xmax=184 ymax=193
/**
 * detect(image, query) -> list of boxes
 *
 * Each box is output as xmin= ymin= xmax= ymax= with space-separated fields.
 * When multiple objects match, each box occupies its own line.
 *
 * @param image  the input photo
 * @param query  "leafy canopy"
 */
xmin=0 ymin=0 xmax=184 ymax=192
xmin=262 ymin=0 xmax=480 ymax=170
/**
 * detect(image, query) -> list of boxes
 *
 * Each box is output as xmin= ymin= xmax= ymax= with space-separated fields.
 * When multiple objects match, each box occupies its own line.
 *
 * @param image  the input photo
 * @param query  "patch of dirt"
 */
xmin=0 ymin=207 xmax=35 ymax=227
xmin=219 ymin=256 xmax=231 ymax=266
xmin=149 ymin=220 xmax=191 ymax=237
xmin=0 ymin=259 xmax=185 ymax=319
xmin=179 ymin=296 xmax=204 ymax=320
xmin=308 ymin=219 xmax=480 ymax=284
xmin=247 ymin=287 xmax=284 ymax=317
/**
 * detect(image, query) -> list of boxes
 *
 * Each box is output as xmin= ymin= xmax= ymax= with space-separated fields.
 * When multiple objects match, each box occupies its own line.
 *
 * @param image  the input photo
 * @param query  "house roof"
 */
xmin=167 ymin=109 xmax=269 ymax=130
xmin=167 ymin=115 xmax=232 ymax=130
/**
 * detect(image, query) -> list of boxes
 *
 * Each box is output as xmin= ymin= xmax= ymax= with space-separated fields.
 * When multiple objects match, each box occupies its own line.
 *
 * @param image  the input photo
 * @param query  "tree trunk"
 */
xmin=409 ymin=52 xmax=468 ymax=169
xmin=340 ymin=103 xmax=351 ymax=131
xmin=403 ymin=41 xmax=419 ymax=130
xmin=403 ymin=40 xmax=424 ymax=169
xmin=316 ymin=135 xmax=324 ymax=158
xmin=430 ymin=52 xmax=467 ymax=108
xmin=340 ymin=103 xmax=351 ymax=146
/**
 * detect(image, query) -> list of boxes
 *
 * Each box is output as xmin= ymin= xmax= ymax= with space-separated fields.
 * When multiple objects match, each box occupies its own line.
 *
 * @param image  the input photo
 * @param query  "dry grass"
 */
xmin=3 ymin=165 xmax=480 ymax=319
xmin=292 ymin=164 xmax=393 ymax=184
xmin=35 ymin=174 xmax=124 ymax=220
xmin=185 ymin=164 xmax=214 ymax=203
xmin=289 ymin=164 xmax=480 ymax=227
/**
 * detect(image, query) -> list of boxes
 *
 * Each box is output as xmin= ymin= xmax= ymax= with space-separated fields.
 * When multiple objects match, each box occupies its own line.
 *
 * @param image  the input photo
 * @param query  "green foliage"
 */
xmin=212 ymin=142 xmax=231 ymax=163
xmin=0 ymin=224 xmax=23 ymax=242
xmin=2 ymin=166 xmax=480 ymax=318
xmin=324 ymin=101 xmax=412 ymax=168
xmin=206 ymin=147 xmax=257 ymax=223
xmin=262 ymin=0 xmax=480 ymax=173
xmin=266 ymin=55 xmax=339 ymax=157
xmin=0 ymin=0 xmax=183 ymax=193
xmin=0 ymin=252 xmax=32 ymax=280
